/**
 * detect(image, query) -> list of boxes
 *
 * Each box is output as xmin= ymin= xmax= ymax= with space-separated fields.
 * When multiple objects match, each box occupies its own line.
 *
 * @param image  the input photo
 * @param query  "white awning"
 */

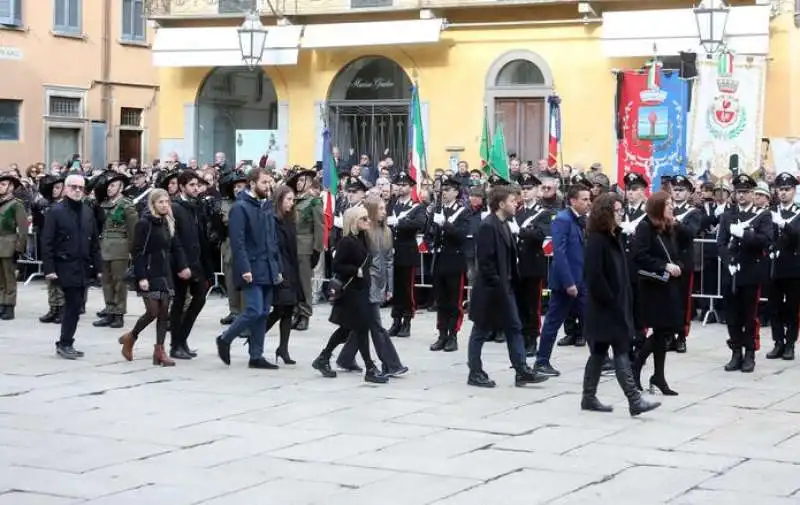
xmin=152 ymin=25 xmax=302 ymax=67
xmin=301 ymin=19 xmax=445 ymax=49
xmin=601 ymin=6 xmax=770 ymax=57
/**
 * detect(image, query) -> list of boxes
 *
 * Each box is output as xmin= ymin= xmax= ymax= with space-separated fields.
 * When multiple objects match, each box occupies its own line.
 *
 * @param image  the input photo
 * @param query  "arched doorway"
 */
xmin=196 ymin=67 xmax=278 ymax=165
xmin=485 ymin=51 xmax=554 ymax=164
xmin=327 ymin=56 xmax=412 ymax=173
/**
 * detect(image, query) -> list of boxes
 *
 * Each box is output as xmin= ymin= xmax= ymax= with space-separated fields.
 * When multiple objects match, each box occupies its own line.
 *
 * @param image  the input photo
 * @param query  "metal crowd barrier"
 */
xmin=17 ymin=231 xmax=44 ymax=285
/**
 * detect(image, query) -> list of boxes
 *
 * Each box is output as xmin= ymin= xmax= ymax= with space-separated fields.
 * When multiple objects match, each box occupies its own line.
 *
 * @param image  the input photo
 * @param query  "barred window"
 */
xmin=49 ymin=96 xmax=82 ymax=118
xmin=121 ymin=107 xmax=143 ymax=127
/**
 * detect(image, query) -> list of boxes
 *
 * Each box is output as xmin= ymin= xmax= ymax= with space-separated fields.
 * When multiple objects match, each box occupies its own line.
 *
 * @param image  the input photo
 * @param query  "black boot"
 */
xmin=0 ymin=305 xmax=9 ymax=319
xmin=581 ymin=354 xmax=613 ymax=412
xmin=724 ymin=347 xmax=743 ymax=371
xmin=557 ymin=334 xmax=576 ymax=346
xmin=397 ymin=318 xmax=411 ymax=338
xmin=216 ymin=335 xmax=231 ymax=365
xmin=364 ymin=367 xmax=389 ymax=384
xmin=92 ymin=315 xmax=113 ymax=327
xmin=96 ymin=308 xmax=108 ymax=318
xmin=181 ymin=342 xmax=197 ymax=358
xmin=430 ymin=332 xmax=447 ymax=351
xmin=741 ymin=348 xmax=756 ymax=373
xmin=632 ymin=336 xmax=654 ymax=391
xmin=388 ymin=318 xmax=402 ymax=337
xmin=614 ymin=354 xmax=661 ymax=417
xmin=515 ymin=364 xmax=549 ymax=387
xmin=312 ymin=353 xmax=337 ymax=378
xmin=675 ymin=336 xmax=687 ymax=354
xmin=525 ymin=337 xmax=538 ymax=358
xmin=766 ymin=341 xmax=785 ymax=359
xmin=783 ymin=342 xmax=795 ymax=360
xmin=53 ymin=306 xmax=62 ymax=324
xmin=0 ymin=305 xmax=13 ymax=320
xmin=39 ymin=306 xmax=58 ymax=323
xmin=444 ymin=331 xmax=458 ymax=352
xmin=468 ymin=370 xmax=496 ymax=388
xmin=109 ymin=315 xmax=124 ymax=329
xmin=170 ymin=343 xmax=193 ymax=360
xmin=573 ymin=334 xmax=586 ymax=347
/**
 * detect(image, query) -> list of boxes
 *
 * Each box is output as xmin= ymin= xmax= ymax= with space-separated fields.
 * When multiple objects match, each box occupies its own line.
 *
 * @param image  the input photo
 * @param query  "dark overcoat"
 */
xmin=272 ymin=215 xmax=304 ymax=306
xmin=131 ymin=215 xmax=187 ymax=294
xmin=40 ymin=199 xmax=103 ymax=288
xmin=584 ymin=228 xmax=634 ymax=345
xmin=329 ymin=232 xmax=372 ymax=332
xmin=631 ymin=216 xmax=683 ymax=330
xmin=468 ymin=213 xmax=519 ymax=330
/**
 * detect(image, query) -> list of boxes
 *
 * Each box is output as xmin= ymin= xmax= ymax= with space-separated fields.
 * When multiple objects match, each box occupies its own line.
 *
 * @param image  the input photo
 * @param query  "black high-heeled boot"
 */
xmin=632 ymin=336 xmax=654 ymax=391
xmin=312 ymin=352 xmax=336 ymax=378
xmin=649 ymin=376 xmax=679 ymax=396
xmin=275 ymin=314 xmax=296 ymax=364
xmin=581 ymin=354 xmax=612 ymax=412
xmin=614 ymin=354 xmax=661 ymax=417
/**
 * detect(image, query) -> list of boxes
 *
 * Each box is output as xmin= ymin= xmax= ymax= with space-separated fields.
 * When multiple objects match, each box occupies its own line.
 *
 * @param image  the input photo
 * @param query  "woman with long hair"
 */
xmin=312 ymin=206 xmax=388 ymax=383
xmin=266 ymin=184 xmax=303 ymax=365
xmin=631 ymin=191 xmax=683 ymax=395
xmin=119 ymin=189 xmax=191 ymax=366
xmin=336 ymin=195 xmax=408 ymax=376
xmin=582 ymin=193 xmax=661 ymax=416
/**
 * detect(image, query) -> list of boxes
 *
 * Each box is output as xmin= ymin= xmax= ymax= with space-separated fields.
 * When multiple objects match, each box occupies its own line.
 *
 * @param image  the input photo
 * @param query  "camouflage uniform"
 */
xmin=95 ymin=197 xmax=137 ymax=325
xmin=221 ymin=198 xmax=243 ymax=318
xmin=294 ymin=194 xmax=323 ymax=320
xmin=0 ymin=196 xmax=28 ymax=319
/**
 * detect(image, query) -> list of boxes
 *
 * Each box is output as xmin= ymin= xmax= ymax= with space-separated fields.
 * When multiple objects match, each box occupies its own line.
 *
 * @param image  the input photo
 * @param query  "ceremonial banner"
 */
xmin=616 ymin=64 xmax=690 ymax=192
xmin=688 ymin=53 xmax=767 ymax=180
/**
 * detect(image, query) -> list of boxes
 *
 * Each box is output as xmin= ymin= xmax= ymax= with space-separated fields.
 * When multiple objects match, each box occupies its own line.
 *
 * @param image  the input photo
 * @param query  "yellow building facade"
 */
xmin=152 ymin=0 xmax=796 ymax=174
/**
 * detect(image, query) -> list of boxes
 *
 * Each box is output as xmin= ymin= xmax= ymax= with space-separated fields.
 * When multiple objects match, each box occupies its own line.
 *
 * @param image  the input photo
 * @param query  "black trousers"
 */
xmin=435 ymin=271 xmax=465 ymax=334
xmin=169 ymin=278 xmax=206 ymax=349
xmin=59 ymin=286 xmax=86 ymax=347
xmin=391 ymin=264 xmax=416 ymax=319
xmin=769 ymin=277 xmax=800 ymax=345
xmin=516 ymin=276 xmax=544 ymax=345
xmin=724 ymin=283 xmax=761 ymax=351
xmin=323 ymin=326 xmax=374 ymax=370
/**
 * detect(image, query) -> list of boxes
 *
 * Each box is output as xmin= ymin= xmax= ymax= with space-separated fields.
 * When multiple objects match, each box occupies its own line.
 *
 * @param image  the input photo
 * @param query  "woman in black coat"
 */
xmin=583 ymin=193 xmax=661 ymax=416
xmin=118 ymin=189 xmax=190 ymax=366
xmin=266 ymin=185 xmax=304 ymax=365
xmin=312 ymin=206 xmax=387 ymax=384
xmin=631 ymin=191 xmax=684 ymax=396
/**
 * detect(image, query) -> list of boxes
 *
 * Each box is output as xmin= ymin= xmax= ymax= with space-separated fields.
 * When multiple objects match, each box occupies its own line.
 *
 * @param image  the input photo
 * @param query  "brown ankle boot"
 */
xmin=153 ymin=344 xmax=175 ymax=367
xmin=118 ymin=332 xmax=136 ymax=361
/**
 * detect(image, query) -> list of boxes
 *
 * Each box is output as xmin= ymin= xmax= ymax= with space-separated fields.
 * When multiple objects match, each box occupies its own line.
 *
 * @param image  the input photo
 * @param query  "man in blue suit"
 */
xmin=534 ymin=175 xmax=593 ymax=376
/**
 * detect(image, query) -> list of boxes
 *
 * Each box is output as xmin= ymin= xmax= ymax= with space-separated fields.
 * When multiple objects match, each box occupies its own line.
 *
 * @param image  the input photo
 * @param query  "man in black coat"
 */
xmin=169 ymin=170 xmax=216 ymax=360
xmin=41 ymin=174 xmax=103 ymax=359
xmin=466 ymin=185 xmax=548 ymax=388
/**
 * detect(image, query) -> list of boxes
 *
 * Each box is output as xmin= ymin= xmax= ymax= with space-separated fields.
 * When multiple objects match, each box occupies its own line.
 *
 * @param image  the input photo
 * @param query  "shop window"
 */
xmin=0 ymin=0 xmax=22 ymax=27
xmin=495 ymin=59 xmax=545 ymax=86
xmin=0 ymin=99 xmax=21 ymax=141
xmin=53 ymin=0 xmax=81 ymax=35
xmin=121 ymin=0 xmax=145 ymax=42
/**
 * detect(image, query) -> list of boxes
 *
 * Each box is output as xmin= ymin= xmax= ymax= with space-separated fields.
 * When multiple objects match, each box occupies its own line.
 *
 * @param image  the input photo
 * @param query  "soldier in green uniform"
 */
xmin=34 ymin=174 xmax=66 ymax=323
xmin=92 ymin=173 xmax=138 ymax=329
xmin=0 ymin=173 xmax=28 ymax=320
xmin=287 ymin=165 xmax=322 ymax=331
xmin=219 ymin=170 xmax=248 ymax=326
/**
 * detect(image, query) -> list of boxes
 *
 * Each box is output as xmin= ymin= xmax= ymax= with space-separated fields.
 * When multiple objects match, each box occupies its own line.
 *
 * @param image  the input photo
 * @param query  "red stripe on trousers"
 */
xmin=683 ymin=271 xmax=694 ymax=338
xmin=535 ymin=278 xmax=543 ymax=335
xmin=409 ymin=266 xmax=417 ymax=317
xmin=454 ymin=273 xmax=466 ymax=333
xmin=754 ymin=286 xmax=761 ymax=352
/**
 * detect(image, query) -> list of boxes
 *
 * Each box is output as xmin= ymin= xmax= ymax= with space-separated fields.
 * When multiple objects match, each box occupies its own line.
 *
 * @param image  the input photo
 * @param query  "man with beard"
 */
xmin=287 ymin=166 xmax=323 ymax=332
xmin=219 ymin=170 xmax=249 ymax=327
xmin=93 ymin=172 xmax=138 ymax=329
xmin=386 ymin=171 xmax=427 ymax=338
xmin=467 ymin=184 xmax=548 ymax=388
xmin=41 ymin=174 xmax=102 ymax=359
xmin=670 ymin=175 xmax=703 ymax=353
xmin=34 ymin=174 xmax=66 ymax=323
xmin=0 ymin=173 xmax=28 ymax=320
xmin=170 ymin=170 xmax=216 ymax=360
xmin=216 ymin=167 xmax=283 ymax=369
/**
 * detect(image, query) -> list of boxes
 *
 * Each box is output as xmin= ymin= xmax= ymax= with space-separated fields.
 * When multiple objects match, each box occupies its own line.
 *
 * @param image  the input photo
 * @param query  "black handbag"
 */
xmin=328 ymin=255 xmax=369 ymax=303
xmin=637 ymin=235 xmax=672 ymax=284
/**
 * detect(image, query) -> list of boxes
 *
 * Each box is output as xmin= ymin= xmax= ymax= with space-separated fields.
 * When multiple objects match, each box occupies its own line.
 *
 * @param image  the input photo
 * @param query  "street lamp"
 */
xmin=694 ymin=0 xmax=730 ymax=55
xmin=238 ymin=10 xmax=268 ymax=70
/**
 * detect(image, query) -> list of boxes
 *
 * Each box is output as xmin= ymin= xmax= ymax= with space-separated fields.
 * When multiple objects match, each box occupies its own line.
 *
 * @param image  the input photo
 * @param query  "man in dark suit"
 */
xmin=466 ymin=185 xmax=548 ymax=388
xmin=41 ymin=174 xmax=103 ymax=359
xmin=534 ymin=175 xmax=592 ymax=377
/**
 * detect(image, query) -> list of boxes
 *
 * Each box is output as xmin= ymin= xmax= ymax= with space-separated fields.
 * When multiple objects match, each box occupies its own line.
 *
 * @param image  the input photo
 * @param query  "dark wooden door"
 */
xmin=494 ymin=98 xmax=545 ymax=164
xmin=119 ymin=130 xmax=142 ymax=164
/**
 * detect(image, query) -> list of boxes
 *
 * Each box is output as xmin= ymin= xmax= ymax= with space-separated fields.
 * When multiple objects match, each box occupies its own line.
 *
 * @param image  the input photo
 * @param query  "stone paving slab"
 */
xmin=2 ymin=284 xmax=800 ymax=504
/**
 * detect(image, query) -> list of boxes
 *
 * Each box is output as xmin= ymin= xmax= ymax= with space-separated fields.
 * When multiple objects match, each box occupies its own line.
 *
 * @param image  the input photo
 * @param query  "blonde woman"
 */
xmin=312 ymin=206 xmax=388 ymax=383
xmin=337 ymin=196 xmax=408 ymax=376
xmin=119 ymin=189 xmax=191 ymax=366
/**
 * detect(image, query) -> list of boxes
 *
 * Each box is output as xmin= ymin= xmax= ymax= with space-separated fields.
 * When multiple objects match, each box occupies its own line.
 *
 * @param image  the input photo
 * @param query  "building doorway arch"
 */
xmin=195 ymin=67 xmax=278 ymax=166
xmin=327 ymin=56 xmax=412 ymax=175
xmin=485 ymin=50 xmax=554 ymax=165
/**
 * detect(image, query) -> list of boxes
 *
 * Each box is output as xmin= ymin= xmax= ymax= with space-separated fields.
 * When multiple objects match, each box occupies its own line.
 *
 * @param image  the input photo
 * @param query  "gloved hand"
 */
xmin=508 ymin=220 xmax=520 ymax=235
xmin=715 ymin=205 xmax=726 ymax=218
xmin=730 ymin=223 xmax=744 ymax=238
xmin=480 ymin=211 xmax=490 ymax=220
xmin=772 ymin=212 xmax=786 ymax=230
xmin=386 ymin=215 xmax=398 ymax=227
xmin=728 ymin=264 xmax=738 ymax=276
xmin=397 ymin=210 xmax=410 ymax=221
xmin=621 ymin=222 xmax=636 ymax=235
xmin=311 ymin=250 xmax=321 ymax=269
xmin=433 ymin=213 xmax=445 ymax=226
xmin=333 ymin=215 xmax=343 ymax=228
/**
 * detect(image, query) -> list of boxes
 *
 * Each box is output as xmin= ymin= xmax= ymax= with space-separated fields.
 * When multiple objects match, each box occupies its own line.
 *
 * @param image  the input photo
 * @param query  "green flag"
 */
xmin=479 ymin=106 xmax=491 ymax=175
xmin=490 ymin=121 xmax=510 ymax=181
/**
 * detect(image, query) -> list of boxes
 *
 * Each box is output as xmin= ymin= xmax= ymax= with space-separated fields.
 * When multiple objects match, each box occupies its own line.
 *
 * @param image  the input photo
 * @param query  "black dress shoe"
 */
xmin=783 ymin=343 xmax=795 ymax=360
xmin=249 ymin=357 xmax=279 ymax=369
xmin=675 ymin=338 xmax=687 ymax=354
xmin=443 ymin=336 xmax=458 ymax=352
xmin=467 ymin=371 xmax=496 ymax=388
xmin=515 ymin=365 xmax=549 ymax=387
xmin=170 ymin=346 xmax=193 ymax=360
xmin=0 ymin=306 xmax=14 ymax=320
xmin=92 ymin=316 xmax=113 ymax=327
xmin=581 ymin=396 xmax=613 ymax=412
xmin=430 ymin=336 xmax=446 ymax=351
xmin=181 ymin=342 xmax=197 ymax=358
xmin=741 ymin=349 xmax=756 ymax=373
xmin=365 ymin=367 xmax=389 ymax=384
xmin=534 ymin=362 xmax=561 ymax=377
xmin=396 ymin=319 xmax=411 ymax=338
xmin=557 ymin=335 xmax=575 ymax=346
xmin=109 ymin=315 xmax=124 ymax=329
xmin=96 ymin=308 xmax=108 ymax=318
xmin=387 ymin=318 xmax=401 ymax=337
xmin=766 ymin=343 xmax=784 ymax=360
xmin=724 ymin=348 xmax=743 ymax=371
xmin=216 ymin=336 xmax=231 ymax=365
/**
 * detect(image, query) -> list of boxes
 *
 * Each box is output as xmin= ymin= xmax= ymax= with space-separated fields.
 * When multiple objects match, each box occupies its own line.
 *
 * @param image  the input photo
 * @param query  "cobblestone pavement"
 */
xmin=2 ymin=284 xmax=800 ymax=504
